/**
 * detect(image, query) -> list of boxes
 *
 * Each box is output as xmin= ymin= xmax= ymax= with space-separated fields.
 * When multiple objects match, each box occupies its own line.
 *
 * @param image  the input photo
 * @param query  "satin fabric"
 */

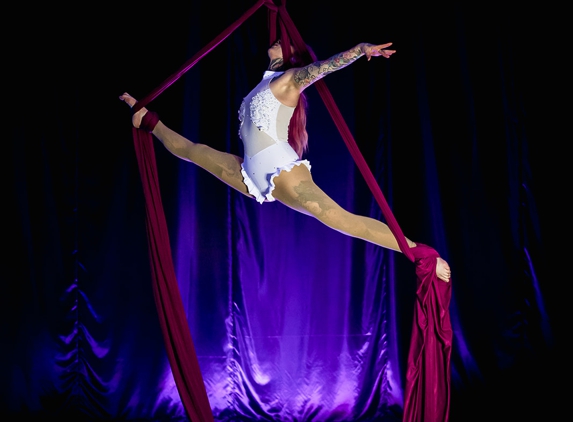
xmin=403 ymin=244 xmax=452 ymax=422
xmin=130 ymin=1 xmax=451 ymax=420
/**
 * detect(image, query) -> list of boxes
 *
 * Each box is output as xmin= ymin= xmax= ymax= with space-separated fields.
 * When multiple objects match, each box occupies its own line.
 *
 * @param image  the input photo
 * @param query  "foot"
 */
xmin=436 ymin=257 xmax=451 ymax=282
xmin=119 ymin=92 xmax=148 ymax=129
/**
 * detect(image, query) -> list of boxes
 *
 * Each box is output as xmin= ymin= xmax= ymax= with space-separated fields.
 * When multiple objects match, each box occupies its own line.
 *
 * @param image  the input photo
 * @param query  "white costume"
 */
xmin=238 ymin=71 xmax=311 ymax=204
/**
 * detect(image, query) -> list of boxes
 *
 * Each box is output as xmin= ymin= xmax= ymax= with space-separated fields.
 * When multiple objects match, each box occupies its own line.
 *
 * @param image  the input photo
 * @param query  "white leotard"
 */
xmin=238 ymin=71 xmax=311 ymax=204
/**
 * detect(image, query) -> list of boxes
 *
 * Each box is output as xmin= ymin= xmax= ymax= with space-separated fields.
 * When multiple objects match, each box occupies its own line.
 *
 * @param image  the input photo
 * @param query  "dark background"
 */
xmin=3 ymin=1 xmax=566 ymax=421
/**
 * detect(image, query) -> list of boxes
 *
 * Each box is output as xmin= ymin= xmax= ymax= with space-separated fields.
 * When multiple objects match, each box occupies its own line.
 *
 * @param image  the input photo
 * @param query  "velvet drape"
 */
xmin=3 ymin=1 xmax=560 ymax=421
xmin=131 ymin=1 xmax=451 ymax=420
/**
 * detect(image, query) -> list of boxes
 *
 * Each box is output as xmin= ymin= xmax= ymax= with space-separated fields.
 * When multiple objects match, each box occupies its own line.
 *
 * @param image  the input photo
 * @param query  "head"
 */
xmin=267 ymin=39 xmax=314 ymax=71
xmin=267 ymin=39 xmax=287 ymax=58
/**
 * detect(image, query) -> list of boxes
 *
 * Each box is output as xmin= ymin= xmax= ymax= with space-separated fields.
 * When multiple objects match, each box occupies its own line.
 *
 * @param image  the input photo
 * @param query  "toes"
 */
xmin=119 ymin=93 xmax=137 ymax=107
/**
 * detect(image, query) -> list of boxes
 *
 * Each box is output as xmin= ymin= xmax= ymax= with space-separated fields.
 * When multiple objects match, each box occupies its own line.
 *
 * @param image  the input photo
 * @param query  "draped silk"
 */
xmin=129 ymin=1 xmax=452 ymax=421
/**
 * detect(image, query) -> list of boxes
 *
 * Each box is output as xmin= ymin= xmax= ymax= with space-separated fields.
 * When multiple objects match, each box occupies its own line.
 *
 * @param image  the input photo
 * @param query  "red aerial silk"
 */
xmin=130 ymin=1 xmax=452 ymax=421
xmin=403 ymin=244 xmax=452 ymax=422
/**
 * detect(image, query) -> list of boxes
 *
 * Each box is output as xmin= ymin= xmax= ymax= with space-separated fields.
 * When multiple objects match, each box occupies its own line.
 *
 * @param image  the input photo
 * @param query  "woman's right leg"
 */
xmin=271 ymin=164 xmax=452 ymax=281
xmin=120 ymin=93 xmax=253 ymax=198
xmin=271 ymin=164 xmax=409 ymax=252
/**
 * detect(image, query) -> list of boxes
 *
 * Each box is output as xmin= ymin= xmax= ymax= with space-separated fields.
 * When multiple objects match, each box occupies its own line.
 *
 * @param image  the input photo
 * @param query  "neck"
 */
xmin=268 ymin=58 xmax=284 ymax=71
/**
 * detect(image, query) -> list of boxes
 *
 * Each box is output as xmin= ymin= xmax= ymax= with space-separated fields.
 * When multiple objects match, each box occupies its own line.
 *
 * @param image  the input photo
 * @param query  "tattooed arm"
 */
xmin=293 ymin=42 xmax=395 ymax=89
xmin=270 ymin=43 xmax=396 ymax=107
xmin=270 ymin=42 xmax=395 ymax=106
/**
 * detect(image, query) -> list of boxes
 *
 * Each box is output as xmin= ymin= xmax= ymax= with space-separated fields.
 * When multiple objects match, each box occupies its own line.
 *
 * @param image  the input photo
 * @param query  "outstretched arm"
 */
xmin=293 ymin=42 xmax=395 ymax=89
xmin=271 ymin=43 xmax=395 ymax=106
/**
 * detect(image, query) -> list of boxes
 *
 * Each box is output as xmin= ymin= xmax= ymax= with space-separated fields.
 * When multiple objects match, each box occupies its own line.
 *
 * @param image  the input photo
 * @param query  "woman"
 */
xmin=119 ymin=40 xmax=452 ymax=281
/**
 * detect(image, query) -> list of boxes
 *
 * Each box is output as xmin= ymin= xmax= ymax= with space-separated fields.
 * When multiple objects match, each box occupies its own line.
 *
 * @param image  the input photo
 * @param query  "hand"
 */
xmin=363 ymin=42 xmax=396 ymax=61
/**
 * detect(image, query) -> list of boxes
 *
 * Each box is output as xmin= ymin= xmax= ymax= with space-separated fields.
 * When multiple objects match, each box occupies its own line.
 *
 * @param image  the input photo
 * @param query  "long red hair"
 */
xmin=280 ymin=42 xmax=316 ymax=158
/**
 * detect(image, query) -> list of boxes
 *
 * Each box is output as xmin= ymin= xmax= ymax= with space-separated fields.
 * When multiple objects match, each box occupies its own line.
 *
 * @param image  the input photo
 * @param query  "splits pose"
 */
xmin=120 ymin=40 xmax=452 ymax=281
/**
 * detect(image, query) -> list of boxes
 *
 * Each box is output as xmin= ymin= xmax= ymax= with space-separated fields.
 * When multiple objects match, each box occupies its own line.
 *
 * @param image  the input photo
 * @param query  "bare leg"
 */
xmin=119 ymin=93 xmax=253 ymax=198
xmin=272 ymin=165 xmax=452 ymax=281
xmin=118 ymin=93 xmax=451 ymax=281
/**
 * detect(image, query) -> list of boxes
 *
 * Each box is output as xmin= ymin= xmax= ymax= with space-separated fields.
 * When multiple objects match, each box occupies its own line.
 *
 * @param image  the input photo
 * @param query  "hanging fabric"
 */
xmin=129 ymin=1 xmax=452 ymax=421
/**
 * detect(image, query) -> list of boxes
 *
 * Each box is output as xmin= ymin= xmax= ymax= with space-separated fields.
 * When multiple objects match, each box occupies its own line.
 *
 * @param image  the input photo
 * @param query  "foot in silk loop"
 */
xmin=436 ymin=257 xmax=451 ymax=282
xmin=140 ymin=111 xmax=159 ymax=133
xmin=119 ymin=92 xmax=150 ymax=130
xmin=410 ymin=243 xmax=451 ymax=282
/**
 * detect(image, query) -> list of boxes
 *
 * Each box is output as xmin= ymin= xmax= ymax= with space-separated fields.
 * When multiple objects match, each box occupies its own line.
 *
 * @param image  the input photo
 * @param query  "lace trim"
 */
xmin=238 ymin=101 xmax=245 ymax=123
xmin=241 ymin=159 xmax=312 ymax=204
xmin=249 ymin=88 xmax=279 ymax=133
xmin=238 ymin=71 xmax=284 ymax=131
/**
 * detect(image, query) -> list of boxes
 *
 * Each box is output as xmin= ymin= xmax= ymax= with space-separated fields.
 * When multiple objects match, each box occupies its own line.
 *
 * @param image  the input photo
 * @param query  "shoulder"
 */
xmin=268 ymin=69 xmax=302 ymax=107
xmin=271 ymin=68 xmax=303 ymax=89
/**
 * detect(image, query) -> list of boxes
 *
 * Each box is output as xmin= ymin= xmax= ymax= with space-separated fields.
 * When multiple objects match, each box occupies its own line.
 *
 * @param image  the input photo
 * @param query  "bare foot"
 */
xmin=119 ymin=92 xmax=148 ymax=129
xmin=436 ymin=257 xmax=451 ymax=282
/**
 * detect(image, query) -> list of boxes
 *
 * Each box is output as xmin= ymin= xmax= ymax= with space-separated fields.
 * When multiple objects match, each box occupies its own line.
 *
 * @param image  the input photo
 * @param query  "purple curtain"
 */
xmin=131 ymin=1 xmax=450 ymax=419
xmin=3 ymin=1 xmax=559 ymax=421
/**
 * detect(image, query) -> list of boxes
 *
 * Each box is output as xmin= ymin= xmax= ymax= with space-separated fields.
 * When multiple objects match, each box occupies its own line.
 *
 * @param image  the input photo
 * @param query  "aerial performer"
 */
xmin=120 ymin=39 xmax=452 ymax=281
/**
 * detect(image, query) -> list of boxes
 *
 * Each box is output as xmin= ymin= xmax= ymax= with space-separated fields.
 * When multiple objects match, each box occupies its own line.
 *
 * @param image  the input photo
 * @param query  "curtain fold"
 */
xmin=130 ymin=0 xmax=451 ymax=420
xmin=271 ymin=4 xmax=453 ymax=421
xmin=3 ymin=1 xmax=558 ymax=421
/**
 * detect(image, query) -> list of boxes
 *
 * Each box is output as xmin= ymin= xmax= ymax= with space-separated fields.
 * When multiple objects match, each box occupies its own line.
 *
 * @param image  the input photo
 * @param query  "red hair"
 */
xmin=288 ymin=95 xmax=308 ymax=158
xmin=281 ymin=42 xmax=316 ymax=158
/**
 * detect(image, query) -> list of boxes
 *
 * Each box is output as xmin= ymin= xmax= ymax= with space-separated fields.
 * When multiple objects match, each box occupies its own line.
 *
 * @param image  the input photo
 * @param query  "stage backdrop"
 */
xmin=2 ymin=1 xmax=563 ymax=421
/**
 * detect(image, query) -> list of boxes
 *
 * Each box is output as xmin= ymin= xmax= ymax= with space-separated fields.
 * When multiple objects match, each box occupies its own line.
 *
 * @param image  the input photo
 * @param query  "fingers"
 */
xmin=369 ymin=45 xmax=396 ymax=60
xmin=376 ymin=43 xmax=393 ymax=52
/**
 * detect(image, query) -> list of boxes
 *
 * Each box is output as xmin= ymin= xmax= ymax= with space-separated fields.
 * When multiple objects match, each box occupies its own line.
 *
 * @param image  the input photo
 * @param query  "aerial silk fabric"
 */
xmin=130 ymin=1 xmax=452 ymax=421
xmin=131 ymin=122 xmax=214 ymax=422
xmin=403 ymin=245 xmax=452 ymax=422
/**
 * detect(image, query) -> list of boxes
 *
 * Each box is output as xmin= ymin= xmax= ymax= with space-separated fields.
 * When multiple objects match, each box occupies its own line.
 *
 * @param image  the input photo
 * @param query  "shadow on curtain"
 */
xmin=2 ymin=1 xmax=560 ymax=421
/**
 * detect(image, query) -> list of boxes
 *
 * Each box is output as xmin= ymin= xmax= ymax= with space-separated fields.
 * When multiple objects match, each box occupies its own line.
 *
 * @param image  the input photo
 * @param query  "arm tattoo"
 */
xmin=269 ymin=58 xmax=284 ymax=70
xmin=293 ymin=44 xmax=366 ymax=87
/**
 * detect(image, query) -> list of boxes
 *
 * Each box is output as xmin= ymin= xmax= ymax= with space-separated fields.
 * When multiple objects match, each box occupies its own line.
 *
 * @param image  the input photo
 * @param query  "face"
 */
xmin=267 ymin=39 xmax=283 ymax=60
